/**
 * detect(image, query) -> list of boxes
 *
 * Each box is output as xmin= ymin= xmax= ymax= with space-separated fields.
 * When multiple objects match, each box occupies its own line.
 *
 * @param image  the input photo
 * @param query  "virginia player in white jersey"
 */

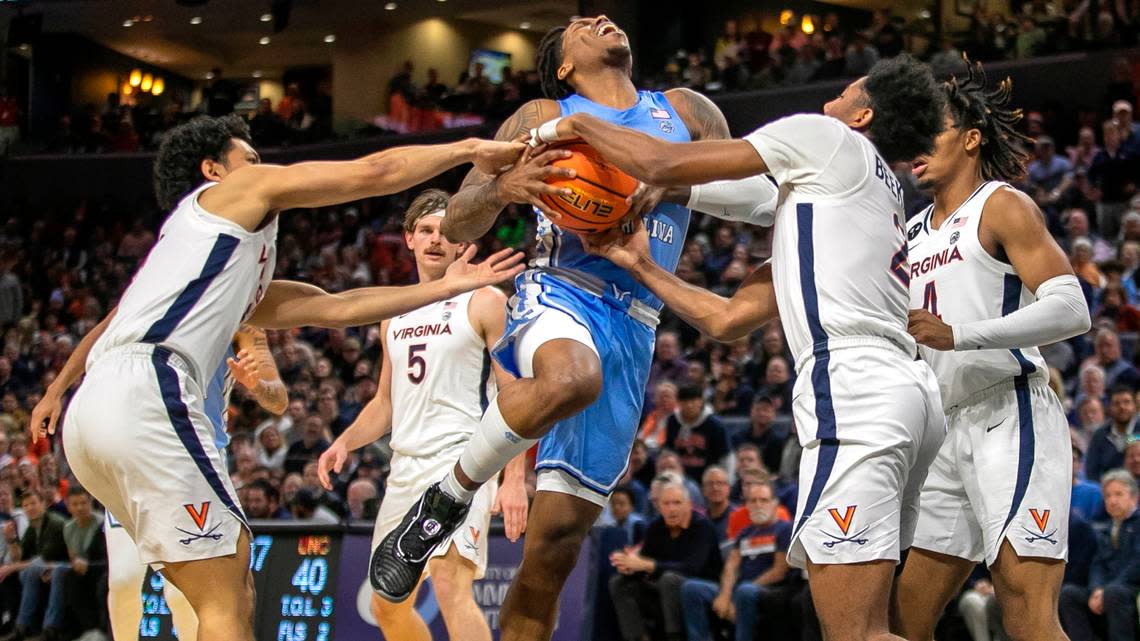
xmin=35 ymin=114 xmax=525 ymax=641
xmin=317 ymin=190 xmax=528 ymax=641
xmin=893 ymin=62 xmax=1090 ymax=641
xmin=31 ymin=311 xmax=286 ymax=640
xmin=566 ymin=56 xmax=947 ymax=641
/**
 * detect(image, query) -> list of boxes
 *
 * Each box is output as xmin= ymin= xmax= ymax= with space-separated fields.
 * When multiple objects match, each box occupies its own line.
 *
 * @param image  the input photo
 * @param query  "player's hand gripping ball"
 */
xmin=540 ymin=143 xmax=640 ymax=233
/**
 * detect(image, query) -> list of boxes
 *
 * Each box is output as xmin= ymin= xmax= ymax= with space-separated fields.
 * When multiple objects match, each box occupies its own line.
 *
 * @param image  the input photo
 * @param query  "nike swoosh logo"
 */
xmin=986 ymin=419 xmax=1006 ymax=433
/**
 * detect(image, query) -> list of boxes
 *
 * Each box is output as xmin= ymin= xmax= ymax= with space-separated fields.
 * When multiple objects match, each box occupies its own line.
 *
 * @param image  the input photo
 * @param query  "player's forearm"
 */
xmin=560 ymin=115 xmax=764 ymax=186
xmin=250 ymin=380 xmax=288 ymax=415
xmin=686 ymin=176 xmax=779 ymax=226
xmin=47 ymin=308 xmax=116 ymax=396
xmin=252 ymin=280 xmax=459 ymax=330
xmin=337 ymin=400 xmax=392 ymax=452
xmin=443 ymin=179 xmax=507 ymax=242
xmin=502 ymin=451 xmax=528 ymax=484
xmin=951 ymin=274 xmax=1090 ymax=350
xmin=627 ymin=256 xmax=769 ymax=341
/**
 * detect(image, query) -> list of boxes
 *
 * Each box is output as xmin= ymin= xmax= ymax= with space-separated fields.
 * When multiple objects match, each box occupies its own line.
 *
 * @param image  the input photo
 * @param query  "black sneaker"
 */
xmin=370 ymin=481 xmax=471 ymax=602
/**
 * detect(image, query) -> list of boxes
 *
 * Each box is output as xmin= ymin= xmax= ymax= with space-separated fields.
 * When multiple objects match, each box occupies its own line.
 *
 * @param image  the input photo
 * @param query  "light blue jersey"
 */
xmin=494 ymin=90 xmax=692 ymax=499
xmin=532 ymin=90 xmax=691 ymax=317
xmin=202 ymin=347 xmax=234 ymax=449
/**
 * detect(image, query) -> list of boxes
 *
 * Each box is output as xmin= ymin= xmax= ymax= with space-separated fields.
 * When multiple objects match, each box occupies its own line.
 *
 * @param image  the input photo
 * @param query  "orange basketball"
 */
xmin=540 ymin=142 xmax=640 ymax=233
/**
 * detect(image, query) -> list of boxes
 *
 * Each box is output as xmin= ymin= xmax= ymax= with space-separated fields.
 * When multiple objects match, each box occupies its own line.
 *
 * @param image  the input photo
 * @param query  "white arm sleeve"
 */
xmin=952 ymin=274 xmax=1091 ymax=351
xmin=687 ymin=175 xmax=779 ymax=227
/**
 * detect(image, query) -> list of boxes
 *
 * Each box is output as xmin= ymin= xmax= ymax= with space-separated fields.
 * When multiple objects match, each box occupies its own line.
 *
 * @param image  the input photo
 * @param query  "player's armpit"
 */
xmin=664 ymin=87 xmax=731 ymax=141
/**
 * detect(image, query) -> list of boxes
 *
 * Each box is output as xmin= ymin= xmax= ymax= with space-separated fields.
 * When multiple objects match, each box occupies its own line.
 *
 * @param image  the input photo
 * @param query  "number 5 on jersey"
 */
xmin=408 ymin=344 xmax=427 ymax=383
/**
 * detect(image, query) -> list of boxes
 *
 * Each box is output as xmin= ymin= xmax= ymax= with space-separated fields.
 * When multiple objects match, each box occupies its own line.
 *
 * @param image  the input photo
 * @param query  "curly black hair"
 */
xmin=537 ymin=26 xmax=570 ymax=100
xmin=153 ymin=114 xmax=252 ymax=211
xmin=862 ymin=54 xmax=945 ymax=164
xmin=944 ymin=57 xmax=1032 ymax=182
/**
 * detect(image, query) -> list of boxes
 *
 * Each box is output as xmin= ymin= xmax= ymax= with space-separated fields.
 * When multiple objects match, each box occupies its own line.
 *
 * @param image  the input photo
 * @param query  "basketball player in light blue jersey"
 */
xmin=372 ymin=15 xmax=778 ymax=641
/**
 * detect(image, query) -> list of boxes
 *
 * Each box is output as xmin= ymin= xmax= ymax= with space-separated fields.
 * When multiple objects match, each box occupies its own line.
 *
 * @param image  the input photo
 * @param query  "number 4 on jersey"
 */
xmin=922 ymin=281 xmax=940 ymax=318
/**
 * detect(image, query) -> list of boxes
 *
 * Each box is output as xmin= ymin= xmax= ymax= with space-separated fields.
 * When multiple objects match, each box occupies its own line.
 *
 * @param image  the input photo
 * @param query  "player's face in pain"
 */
xmin=559 ymin=15 xmax=631 ymax=82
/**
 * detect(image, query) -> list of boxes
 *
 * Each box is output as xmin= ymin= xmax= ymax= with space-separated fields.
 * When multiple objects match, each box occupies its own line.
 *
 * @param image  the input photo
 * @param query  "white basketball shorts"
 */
xmin=788 ymin=338 xmax=946 ymax=569
xmin=911 ymin=377 xmax=1071 ymax=566
xmin=64 ymin=344 xmax=247 ymax=566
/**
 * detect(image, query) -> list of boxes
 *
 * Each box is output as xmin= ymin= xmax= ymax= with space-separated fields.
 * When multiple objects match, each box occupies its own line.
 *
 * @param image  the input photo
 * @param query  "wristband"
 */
xmin=529 ymin=118 xmax=565 ymax=148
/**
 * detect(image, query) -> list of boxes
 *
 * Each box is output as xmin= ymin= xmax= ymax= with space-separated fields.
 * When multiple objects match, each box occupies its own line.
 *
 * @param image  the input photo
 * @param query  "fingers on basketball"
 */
xmin=538 ymin=143 xmax=640 ymax=235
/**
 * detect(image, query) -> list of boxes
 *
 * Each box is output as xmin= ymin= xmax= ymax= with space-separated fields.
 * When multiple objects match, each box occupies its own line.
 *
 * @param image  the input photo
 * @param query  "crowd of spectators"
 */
xmin=654 ymin=2 xmax=1139 ymax=94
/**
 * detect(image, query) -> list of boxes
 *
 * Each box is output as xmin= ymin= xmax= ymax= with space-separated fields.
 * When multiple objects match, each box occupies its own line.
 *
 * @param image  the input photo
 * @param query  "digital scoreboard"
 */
xmin=133 ymin=523 xmax=588 ymax=641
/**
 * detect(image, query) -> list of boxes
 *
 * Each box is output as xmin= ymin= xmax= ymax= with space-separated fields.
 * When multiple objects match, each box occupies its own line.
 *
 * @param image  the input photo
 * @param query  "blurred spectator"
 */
xmin=680 ymin=481 xmax=795 ymax=641
xmin=730 ymin=395 xmax=787 ymax=474
xmin=289 ymin=487 xmax=338 ymax=524
xmin=844 ymin=33 xmax=880 ymax=76
xmin=1028 ymin=136 xmax=1075 ymax=213
xmin=284 ymin=415 xmax=331 ymax=474
xmin=0 ymin=491 xmax=67 ymax=640
xmin=1063 ymin=209 xmax=1114 ymax=262
xmin=1090 ymin=118 xmax=1140 ymax=235
xmin=55 ymin=487 xmax=105 ymax=638
xmin=649 ymin=332 xmax=689 ymax=397
xmin=1073 ymin=446 xmax=1106 ymax=522
xmin=602 ymin=486 xmax=648 ymax=546
xmin=1059 ymin=470 xmax=1139 ymax=641
xmin=1066 ymin=510 xmax=1099 ymax=590
xmin=346 ymin=479 xmax=377 ymax=521
xmin=249 ymin=98 xmax=287 ymax=148
xmin=1085 ymin=329 xmax=1140 ymax=389
xmin=610 ymin=480 xmax=722 ymax=641
xmin=1086 ymin=387 xmax=1139 ymax=481
xmin=241 ymin=479 xmax=289 ymax=520
xmin=256 ymin=424 xmax=287 ymax=471
xmin=1068 ymin=126 xmax=1102 ymax=172
xmin=711 ymin=361 xmax=753 ymax=417
xmin=700 ymin=466 xmax=735 ymax=543
xmin=640 ymin=382 xmax=679 ymax=452
xmin=956 ymin=570 xmax=1003 ymax=641
xmin=930 ymin=37 xmax=967 ymax=79
xmin=655 ymin=453 xmax=705 ymax=513
xmin=1126 ymin=438 xmax=1140 ymax=482
xmin=665 ymin=386 xmax=730 ymax=482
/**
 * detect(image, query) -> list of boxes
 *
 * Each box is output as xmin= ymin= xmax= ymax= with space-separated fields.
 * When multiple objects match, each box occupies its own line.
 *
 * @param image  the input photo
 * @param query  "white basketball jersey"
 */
xmin=89 ymin=182 xmax=278 ymax=387
xmin=385 ymin=290 xmax=495 ymax=458
xmin=744 ymin=114 xmax=915 ymax=366
xmin=907 ymin=181 xmax=1048 ymax=408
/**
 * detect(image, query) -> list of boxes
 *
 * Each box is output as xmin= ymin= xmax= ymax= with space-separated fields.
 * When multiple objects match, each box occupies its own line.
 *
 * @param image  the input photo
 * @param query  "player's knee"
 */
xmin=371 ymin=593 xmax=414 ymax=625
xmin=537 ymin=367 xmax=601 ymax=418
xmin=431 ymin=565 xmax=473 ymax=610
xmin=526 ymin=522 xmax=587 ymax=579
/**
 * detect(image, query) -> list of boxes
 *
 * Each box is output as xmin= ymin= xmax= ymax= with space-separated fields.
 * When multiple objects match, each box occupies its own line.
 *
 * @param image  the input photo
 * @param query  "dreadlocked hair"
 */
xmin=944 ymin=57 xmax=1032 ymax=182
xmin=862 ymin=54 xmax=945 ymax=164
xmin=537 ymin=26 xmax=570 ymax=99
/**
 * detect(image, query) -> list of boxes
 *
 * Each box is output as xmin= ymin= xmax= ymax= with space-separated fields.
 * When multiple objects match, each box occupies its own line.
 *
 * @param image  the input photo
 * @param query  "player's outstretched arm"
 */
xmin=318 ymin=322 xmax=394 ymax=491
xmin=248 ymin=246 xmax=524 ymax=330
xmin=199 ymin=138 xmax=525 ymax=232
xmin=227 ymin=325 xmax=288 ymax=415
xmin=28 ymin=306 xmax=117 ymax=443
xmin=909 ymin=187 xmax=1091 ymax=351
xmin=580 ymin=221 xmax=777 ymax=341
xmin=445 ymin=99 xmax=574 ymax=242
xmin=543 ymin=113 xmax=767 ymax=187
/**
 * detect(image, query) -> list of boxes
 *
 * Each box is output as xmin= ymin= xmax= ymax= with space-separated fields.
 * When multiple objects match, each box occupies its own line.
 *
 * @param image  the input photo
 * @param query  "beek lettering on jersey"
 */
xmin=909 ymin=246 xmax=964 ymax=279
xmin=874 ymin=156 xmax=904 ymax=205
xmin=392 ymin=323 xmax=453 ymax=340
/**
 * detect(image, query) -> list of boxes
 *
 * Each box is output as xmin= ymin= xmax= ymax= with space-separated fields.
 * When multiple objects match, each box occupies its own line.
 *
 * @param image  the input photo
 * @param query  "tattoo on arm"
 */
xmin=254 ymin=381 xmax=287 ymax=411
xmin=669 ymin=88 xmax=731 ymax=141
